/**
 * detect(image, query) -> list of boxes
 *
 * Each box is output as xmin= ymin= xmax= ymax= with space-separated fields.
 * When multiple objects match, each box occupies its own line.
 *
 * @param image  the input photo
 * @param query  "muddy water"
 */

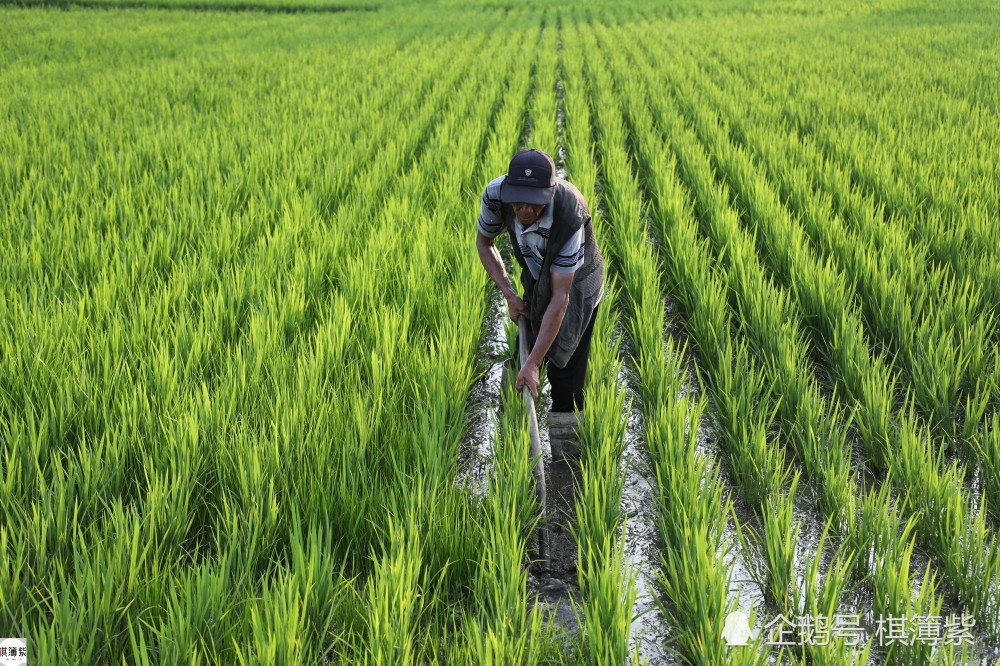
xmin=528 ymin=444 xmax=583 ymax=641
xmin=526 ymin=370 xmax=679 ymax=662
xmin=456 ymin=296 xmax=508 ymax=501
xmin=617 ymin=376 xmax=676 ymax=665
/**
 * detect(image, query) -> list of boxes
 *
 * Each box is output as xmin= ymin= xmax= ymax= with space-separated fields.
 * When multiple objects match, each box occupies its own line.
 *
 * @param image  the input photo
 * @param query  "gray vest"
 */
xmin=503 ymin=179 xmax=604 ymax=368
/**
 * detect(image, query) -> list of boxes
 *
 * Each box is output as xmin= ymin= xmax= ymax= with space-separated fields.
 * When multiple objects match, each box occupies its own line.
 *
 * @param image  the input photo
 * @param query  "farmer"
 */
xmin=475 ymin=149 xmax=604 ymax=460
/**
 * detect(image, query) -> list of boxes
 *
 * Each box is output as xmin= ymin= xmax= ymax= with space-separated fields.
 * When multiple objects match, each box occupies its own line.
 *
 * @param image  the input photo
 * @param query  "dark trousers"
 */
xmin=531 ymin=303 xmax=599 ymax=413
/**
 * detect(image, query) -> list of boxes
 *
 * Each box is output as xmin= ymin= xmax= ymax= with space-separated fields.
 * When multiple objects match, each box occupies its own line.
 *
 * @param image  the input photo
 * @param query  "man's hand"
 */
xmin=505 ymin=293 xmax=529 ymax=323
xmin=515 ymin=358 xmax=540 ymax=399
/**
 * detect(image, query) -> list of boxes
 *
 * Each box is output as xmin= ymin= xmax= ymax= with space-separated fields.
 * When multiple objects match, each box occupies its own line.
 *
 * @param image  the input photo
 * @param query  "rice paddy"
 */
xmin=1 ymin=0 xmax=998 ymax=663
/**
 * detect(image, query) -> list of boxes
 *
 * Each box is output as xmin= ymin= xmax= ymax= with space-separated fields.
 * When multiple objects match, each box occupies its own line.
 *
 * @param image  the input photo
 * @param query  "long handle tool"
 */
xmin=518 ymin=315 xmax=548 ymax=565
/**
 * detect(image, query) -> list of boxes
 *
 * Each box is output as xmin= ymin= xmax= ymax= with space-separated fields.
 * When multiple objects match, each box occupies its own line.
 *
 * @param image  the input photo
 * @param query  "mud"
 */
xmin=528 ymin=451 xmax=584 ymax=640
xmin=523 ymin=407 xmax=583 ymax=635
xmin=456 ymin=295 xmax=508 ymax=501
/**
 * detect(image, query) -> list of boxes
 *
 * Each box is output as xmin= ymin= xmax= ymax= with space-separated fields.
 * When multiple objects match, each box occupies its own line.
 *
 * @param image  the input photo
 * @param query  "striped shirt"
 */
xmin=477 ymin=175 xmax=585 ymax=280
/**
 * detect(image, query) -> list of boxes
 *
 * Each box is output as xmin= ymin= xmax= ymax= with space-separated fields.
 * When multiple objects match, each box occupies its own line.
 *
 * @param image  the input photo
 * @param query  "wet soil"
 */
xmin=528 ymin=454 xmax=584 ymax=639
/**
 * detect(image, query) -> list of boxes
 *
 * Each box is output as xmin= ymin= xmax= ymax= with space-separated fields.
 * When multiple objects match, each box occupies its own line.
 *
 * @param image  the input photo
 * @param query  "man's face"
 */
xmin=511 ymin=202 xmax=546 ymax=226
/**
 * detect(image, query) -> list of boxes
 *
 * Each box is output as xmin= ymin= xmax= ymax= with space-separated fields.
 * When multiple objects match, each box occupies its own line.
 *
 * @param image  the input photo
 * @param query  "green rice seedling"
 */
xmin=975 ymin=414 xmax=1000 ymax=523
xmin=799 ymin=524 xmax=857 ymax=619
xmin=646 ymin=409 xmax=742 ymax=664
xmin=806 ymin=410 xmax=860 ymax=538
xmin=893 ymin=420 xmax=1000 ymax=636
xmin=786 ymin=641 xmax=874 ymax=666
xmin=790 ymin=525 xmax=869 ymax=665
xmin=575 ymin=531 xmax=635 ymax=664
xmin=960 ymin=375 xmax=994 ymax=448
xmin=237 ymin=575 xmax=311 ymax=666
xmin=742 ymin=476 xmax=800 ymax=613
xmin=733 ymin=475 xmax=800 ymax=613
xmin=710 ymin=341 xmax=790 ymax=511
xmin=558 ymin=35 xmax=597 ymax=206
xmin=854 ymin=485 xmax=958 ymax=665
xmin=653 ymin=521 xmax=729 ymax=664
xmin=361 ymin=518 xmax=424 ymax=666
xmin=572 ymin=283 xmax=636 ymax=664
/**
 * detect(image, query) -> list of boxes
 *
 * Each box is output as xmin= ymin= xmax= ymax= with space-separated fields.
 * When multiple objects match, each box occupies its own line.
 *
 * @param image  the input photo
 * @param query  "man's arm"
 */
xmin=476 ymin=231 xmax=529 ymax=322
xmin=515 ymin=269 xmax=574 ymax=399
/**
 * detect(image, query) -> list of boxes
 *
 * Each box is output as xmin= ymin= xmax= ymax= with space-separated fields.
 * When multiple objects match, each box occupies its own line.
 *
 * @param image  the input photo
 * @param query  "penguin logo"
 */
xmin=722 ymin=611 xmax=751 ymax=646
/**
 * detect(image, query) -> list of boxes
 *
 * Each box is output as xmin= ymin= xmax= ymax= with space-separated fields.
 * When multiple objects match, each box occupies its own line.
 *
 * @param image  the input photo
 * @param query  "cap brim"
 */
xmin=500 ymin=182 xmax=554 ymax=205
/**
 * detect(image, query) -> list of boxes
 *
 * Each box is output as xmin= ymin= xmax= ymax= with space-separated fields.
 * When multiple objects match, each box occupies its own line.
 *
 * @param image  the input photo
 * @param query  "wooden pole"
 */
xmin=518 ymin=316 xmax=548 ymax=565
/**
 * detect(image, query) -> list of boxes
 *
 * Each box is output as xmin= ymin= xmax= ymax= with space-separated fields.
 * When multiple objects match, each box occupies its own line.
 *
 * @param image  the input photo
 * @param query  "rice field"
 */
xmin=1 ymin=0 xmax=998 ymax=663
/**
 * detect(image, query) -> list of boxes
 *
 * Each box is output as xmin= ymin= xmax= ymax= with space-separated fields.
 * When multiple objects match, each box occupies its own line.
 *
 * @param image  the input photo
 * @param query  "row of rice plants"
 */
xmin=608 ymin=21 xmax=977 ymax=663
xmin=563 ymin=19 xmax=773 ymax=665
xmin=682 ymin=49 xmax=1000 ymax=520
xmin=620 ymin=22 xmax=992 ymax=648
xmin=571 ymin=288 xmax=635 ymax=663
xmin=691 ymin=45 xmax=996 ymax=439
xmin=525 ymin=21 xmax=559 ymax=159
xmin=447 ymin=379 xmax=564 ymax=663
xmin=544 ymin=19 xmax=639 ymax=663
